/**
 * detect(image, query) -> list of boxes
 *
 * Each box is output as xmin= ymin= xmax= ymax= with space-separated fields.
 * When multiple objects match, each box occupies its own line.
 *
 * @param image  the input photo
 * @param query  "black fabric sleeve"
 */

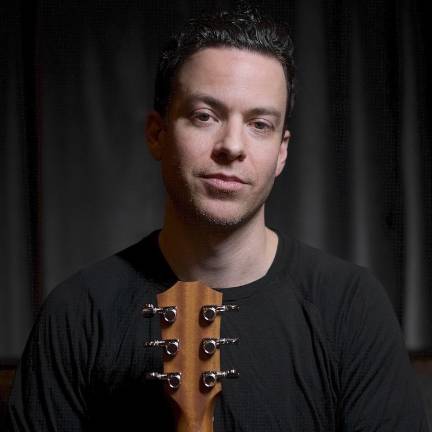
xmin=337 ymin=269 xmax=429 ymax=431
xmin=6 ymin=274 xmax=90 ymax=432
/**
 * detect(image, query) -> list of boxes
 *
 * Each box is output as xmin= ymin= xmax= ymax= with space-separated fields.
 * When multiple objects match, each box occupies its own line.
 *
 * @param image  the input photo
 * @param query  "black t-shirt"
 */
xmin=7 ymin=230 xmax=429 ymax=431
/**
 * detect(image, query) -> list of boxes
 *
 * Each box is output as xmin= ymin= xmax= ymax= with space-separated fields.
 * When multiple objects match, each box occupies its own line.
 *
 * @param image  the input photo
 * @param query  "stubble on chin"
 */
xmin=163 ymin=163 xmax=274 ymax=231
xmin=168 ymin=186 xmax=269 ymax=232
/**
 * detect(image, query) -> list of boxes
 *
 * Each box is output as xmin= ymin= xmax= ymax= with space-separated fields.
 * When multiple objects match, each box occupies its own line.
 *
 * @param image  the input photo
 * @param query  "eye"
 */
xmin=250 ymin=120 xmax=273 ymax=133
xmin=191 ymin=110 xmax=216 ymax=125
xmin=254 ymin=121 xmax=268 ymax=129
xmin=196 ymin=113 xmax=211 ymax=122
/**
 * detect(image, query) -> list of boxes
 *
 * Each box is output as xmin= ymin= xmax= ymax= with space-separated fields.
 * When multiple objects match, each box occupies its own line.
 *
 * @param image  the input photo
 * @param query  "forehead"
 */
xmin=173 ymin=47 xmax=287 ymax=113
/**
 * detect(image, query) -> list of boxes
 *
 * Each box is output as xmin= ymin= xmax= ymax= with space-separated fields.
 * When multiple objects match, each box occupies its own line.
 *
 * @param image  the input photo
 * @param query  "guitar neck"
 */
xmin=158 ymin=281 xmax=223 ymax=432
xmin=143 ymin=280 xmax=238 ymax=432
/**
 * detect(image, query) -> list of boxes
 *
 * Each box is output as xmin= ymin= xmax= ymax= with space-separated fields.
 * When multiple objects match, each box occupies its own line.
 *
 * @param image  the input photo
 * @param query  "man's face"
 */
xmin=147 ymin=47 xmax=289 ymax=228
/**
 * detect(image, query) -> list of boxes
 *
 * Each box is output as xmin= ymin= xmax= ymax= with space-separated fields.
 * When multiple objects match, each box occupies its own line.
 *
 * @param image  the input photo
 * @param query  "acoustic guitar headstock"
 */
xmin=142 ymin=281 xmax=239 ymax=432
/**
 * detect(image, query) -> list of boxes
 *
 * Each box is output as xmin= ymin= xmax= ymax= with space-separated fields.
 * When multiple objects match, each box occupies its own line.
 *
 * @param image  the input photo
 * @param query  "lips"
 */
xmin=200 ymin=173 xmax=247 ymax=193
xmin=202 ymin=173 xmax=247 ymax=184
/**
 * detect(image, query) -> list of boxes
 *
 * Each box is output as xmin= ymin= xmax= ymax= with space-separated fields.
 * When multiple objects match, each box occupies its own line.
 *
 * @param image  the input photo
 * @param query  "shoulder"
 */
xmin=282 ymin=236 xmax=382 ymax=307
xmin=280 ymin=236 xmax=399 ymax=358
xmin=41 ymin=231 xmax=161 ymax=319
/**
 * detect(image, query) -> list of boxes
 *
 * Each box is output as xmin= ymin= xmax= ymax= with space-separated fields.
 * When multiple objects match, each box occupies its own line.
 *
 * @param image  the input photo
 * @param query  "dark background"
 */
xmin=1 ymin=0 xmax=431 ymax=367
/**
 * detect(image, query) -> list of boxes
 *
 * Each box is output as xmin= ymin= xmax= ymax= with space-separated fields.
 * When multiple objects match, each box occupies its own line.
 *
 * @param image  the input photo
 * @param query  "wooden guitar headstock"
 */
xmin=143 ymin=281 xmax=239 ymax=432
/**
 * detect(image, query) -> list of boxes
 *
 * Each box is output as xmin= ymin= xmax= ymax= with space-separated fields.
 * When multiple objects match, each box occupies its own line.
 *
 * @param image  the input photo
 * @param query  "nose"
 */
xmin=211 ymin=119 xmax=246 ymax=163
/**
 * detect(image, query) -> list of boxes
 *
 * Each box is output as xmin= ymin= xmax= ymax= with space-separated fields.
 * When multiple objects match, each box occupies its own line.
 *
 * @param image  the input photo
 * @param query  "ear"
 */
xmin=145 ymin=111 xmax=166 ymax=161
xmin=275 ymin=129 xmax=290 ymax=177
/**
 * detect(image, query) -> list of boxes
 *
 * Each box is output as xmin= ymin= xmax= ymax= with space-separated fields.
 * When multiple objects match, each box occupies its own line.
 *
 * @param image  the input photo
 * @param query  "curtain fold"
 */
xmin=1 ymin=2 xmax=37 ymax=361
xmin=400 ymin=1 xmax=432 ymax=351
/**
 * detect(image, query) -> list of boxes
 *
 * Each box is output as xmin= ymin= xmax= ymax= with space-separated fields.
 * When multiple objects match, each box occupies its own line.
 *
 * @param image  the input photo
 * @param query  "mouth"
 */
xmin=201 ymin=173 xmax=247 ymax=183
xmin=200 ymin=173 xmax=247 ymax=192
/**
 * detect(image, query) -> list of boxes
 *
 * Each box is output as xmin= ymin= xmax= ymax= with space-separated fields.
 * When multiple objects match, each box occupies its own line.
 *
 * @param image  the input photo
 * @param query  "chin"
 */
xmin=167 ymin=187 xmax=267 ymax=229
xmin=190 ymin=199 xmax=262 ymax=229
xmin=196 ymin=211 xmax=245 ymax=227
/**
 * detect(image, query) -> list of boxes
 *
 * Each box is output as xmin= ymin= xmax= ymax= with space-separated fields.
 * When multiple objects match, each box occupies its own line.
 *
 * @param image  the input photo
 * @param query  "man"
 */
xmin=7 ymin=5 xmax=428 ymax=431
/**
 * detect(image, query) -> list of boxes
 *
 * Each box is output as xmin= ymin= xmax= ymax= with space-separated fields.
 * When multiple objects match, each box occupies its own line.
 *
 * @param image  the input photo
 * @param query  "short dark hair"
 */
xmin=153 ymin=4 xmax=296 ymax=130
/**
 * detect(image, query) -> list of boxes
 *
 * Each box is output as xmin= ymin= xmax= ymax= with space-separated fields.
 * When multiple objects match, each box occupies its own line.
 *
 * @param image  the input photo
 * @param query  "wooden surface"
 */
xmin=158 ymin=281 xmax=223 ymax=432
xmin=411 ymin=356 xmax=432 ymax=373
xmin=0 ymin=367 xmax=15 ymax=429
xmin=0 ymin=368 xmax=15 ymax=403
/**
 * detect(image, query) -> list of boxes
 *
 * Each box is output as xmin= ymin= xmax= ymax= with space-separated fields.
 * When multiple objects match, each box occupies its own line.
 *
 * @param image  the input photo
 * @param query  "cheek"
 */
xmin=171 ymin=133 xmax=209 ymax=168
xmin=251 ymin=148 xmax=281 ymax=181
xmin=161 ymin=135 xmax=207 ymax=183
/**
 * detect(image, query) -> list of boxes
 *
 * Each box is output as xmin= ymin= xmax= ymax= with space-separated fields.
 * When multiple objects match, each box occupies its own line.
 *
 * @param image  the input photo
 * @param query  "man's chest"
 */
xmin=90 ymin=288 xmax=339 ymax=431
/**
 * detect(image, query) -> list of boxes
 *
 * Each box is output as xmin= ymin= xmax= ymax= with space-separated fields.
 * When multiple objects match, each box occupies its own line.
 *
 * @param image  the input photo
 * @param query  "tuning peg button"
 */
xmin=201 ymin=337 xmax=239 ymax=355
xmin=142 ymin=304 xmax=177 ymax=324
xmin=146 ymin=372 xmax=182 ymax=389
xmin=144 ymin=338 xmax=179 ymax=356
xmin=201 ymin=304 xmax=239 ymax=322
xmin=201 ymin=369 xmax=239 ymax=388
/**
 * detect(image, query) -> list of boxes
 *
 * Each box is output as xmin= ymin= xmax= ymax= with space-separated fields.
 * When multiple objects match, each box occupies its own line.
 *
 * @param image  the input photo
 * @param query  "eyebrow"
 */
xmin=183 ymin=92 xmax=282 ymax=123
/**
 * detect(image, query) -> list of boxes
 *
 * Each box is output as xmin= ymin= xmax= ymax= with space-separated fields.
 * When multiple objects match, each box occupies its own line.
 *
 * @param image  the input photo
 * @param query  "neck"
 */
xmin=158 ymin=202 xmax=278 ymax=288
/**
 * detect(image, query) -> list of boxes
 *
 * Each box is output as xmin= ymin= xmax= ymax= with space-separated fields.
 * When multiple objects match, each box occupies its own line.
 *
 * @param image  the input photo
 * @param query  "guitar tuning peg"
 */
xmin=146 ymin=371 xmax=182 ymax=389
xmin=201 ymin=369 xmax=239 ymax=389
xmin=201 ymin=304 xmax=239 ymax=322
xmin=201 ymin=337 xmax=239 ymax=355
xmin=142 ymin=303 xmax=177 ymax=323
xmin=144 ymin=338 xmax=179 ymax=356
